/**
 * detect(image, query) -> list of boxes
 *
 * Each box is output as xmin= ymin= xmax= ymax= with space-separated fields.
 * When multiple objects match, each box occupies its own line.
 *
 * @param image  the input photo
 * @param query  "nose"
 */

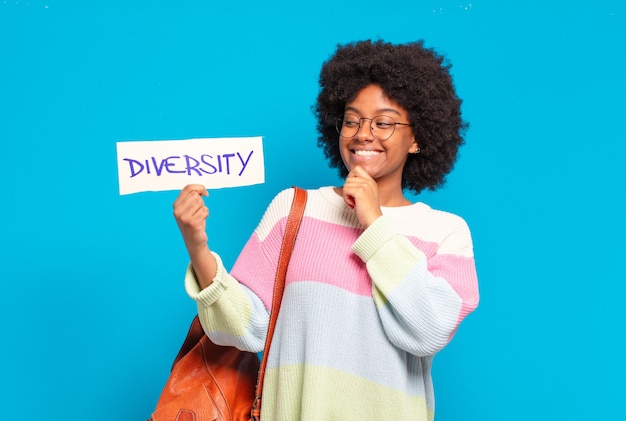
xmin=355 ymin=118 xmax=374 ymax=142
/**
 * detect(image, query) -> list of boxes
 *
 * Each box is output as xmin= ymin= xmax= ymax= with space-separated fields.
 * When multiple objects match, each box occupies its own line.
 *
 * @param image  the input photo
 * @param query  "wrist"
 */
xmin=189 ymin=247 xmax=218 ymax=290
xmin=361 ymin=210 xmax=383 ymax=229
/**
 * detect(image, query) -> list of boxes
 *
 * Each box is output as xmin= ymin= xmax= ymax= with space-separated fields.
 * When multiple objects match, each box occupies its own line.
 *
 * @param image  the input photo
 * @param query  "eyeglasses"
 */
xmin=336 ymin=113 xmax=413 ymax=141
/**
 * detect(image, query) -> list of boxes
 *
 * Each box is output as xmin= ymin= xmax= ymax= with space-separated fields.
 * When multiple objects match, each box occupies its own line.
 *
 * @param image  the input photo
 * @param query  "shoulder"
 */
xmin=254 ymin=187 xmax=300 ymax=240
xmin=267 ymin=186 xmax=297 ymax=210
xmin=419 ymin=203 xmax=470 ymax=231
xmin=388 ymin=203 xmax=474 ymax=256
xmin=385 ymin=201 xmax=470 ymax=231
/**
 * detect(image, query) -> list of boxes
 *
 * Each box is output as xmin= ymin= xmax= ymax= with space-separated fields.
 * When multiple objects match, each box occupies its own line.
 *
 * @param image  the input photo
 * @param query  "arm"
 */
xmin=352 ymin=215 xmax=479 ymax=357
xmin=173 ymin=184 xmax=266 ymax=351
xmin=174 ymin=185 xmax=295 ymax=352
xmin=184 ymin=253 xmax=269 ymax=352
xmin=172 ymin=184 xmax=216 ymax=289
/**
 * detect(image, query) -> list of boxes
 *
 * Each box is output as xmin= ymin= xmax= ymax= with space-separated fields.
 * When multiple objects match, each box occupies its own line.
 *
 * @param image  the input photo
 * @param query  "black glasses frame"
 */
xmin=335 ymin=113 xmax=413 ymax=141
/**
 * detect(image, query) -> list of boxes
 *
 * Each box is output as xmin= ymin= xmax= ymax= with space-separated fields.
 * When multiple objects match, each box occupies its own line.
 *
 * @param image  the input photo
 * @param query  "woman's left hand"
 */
xmin=342 ymin=166 xmax=383 ymax=228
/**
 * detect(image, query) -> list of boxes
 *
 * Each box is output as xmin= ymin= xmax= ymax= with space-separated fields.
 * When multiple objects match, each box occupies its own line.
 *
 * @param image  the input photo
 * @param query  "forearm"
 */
xmin=353 ymin=215 xmax=478 ymax=355
xmin=186 ymin=243 xmax=217 ymax=290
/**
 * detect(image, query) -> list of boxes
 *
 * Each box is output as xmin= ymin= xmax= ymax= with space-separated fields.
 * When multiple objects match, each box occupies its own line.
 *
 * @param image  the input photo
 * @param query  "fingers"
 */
xmin=173 ymin=185 xmax=210 ymax=251
xmin=342 ymin=166 xmax=382 ymax=228
xmin=348 ymin=166 xmax=371 ymax=180
xmin=174 ymin=184 xmax=208 ymax=220
xmin=173 ymin=184 xmax=207 ymax=208
xmin=343 ymin=166 xmax=376 ymax=205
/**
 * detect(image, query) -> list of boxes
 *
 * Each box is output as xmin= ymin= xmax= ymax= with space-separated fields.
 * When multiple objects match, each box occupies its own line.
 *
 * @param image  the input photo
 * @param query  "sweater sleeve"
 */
xmin=352 ymin=214 xmax=479 ymax=357
xmin=184 ymin=252 xmax=269 ymax=352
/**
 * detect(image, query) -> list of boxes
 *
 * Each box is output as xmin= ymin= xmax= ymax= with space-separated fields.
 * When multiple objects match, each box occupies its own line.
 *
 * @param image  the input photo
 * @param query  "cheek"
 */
xmin=338 ymin=143 xmax=350 ymax=166
xmin=338 ymin=142 xmax=355 ymax=171
xmin=400 ymin=134 xmax=417 ymax=154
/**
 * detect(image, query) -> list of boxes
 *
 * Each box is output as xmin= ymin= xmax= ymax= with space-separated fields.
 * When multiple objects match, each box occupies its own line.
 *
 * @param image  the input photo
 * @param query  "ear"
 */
xmin=408 ymin=139 xmax=419 ymax=154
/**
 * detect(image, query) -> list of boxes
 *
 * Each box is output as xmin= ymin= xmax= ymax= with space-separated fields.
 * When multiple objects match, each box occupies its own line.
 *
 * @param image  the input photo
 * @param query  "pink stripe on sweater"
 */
xmin=427 ymin=253 xmax=479 ymax=319
xmin=233 ymin=218 xmax=372 ymax=309
xmin=287 ymin=220 xmax=371 ymax=295
xmin=234 ymin=217 xmax=478 ymax=314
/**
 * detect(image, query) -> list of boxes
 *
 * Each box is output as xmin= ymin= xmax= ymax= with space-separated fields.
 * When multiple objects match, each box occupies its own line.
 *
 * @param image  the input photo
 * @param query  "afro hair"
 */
xmin=313 ymin=39 xmax=468 ymax=194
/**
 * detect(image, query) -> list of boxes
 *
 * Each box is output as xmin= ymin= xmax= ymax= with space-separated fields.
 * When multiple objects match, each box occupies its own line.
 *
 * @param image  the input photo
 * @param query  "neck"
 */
xmin=379 ymin=187 xmax=411 ymax=207
xmin=334 ymin=184 xmax=412 ymax=207
xmin=375 ymin=174 xmax=412 ymax=207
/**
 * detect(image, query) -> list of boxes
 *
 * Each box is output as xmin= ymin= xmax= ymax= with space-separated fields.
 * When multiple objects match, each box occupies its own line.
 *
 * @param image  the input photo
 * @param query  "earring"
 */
xmin=414 ymin=147 xmax=421 ymax=154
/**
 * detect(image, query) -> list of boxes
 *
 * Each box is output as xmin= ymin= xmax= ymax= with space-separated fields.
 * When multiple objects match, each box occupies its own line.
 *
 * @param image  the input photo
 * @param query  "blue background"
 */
xmin=1 ymin=1 xmax=624 ymax=420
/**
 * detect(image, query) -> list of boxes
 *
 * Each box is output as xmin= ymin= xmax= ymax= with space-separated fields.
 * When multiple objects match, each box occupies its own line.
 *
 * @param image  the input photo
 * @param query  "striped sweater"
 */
xmin=185 ymin=186 xmax=479 ymax=420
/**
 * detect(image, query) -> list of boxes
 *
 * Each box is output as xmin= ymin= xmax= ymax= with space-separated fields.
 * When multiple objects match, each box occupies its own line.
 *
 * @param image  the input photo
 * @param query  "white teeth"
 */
xmin=354 ymin=150 xmax=380 ymax=156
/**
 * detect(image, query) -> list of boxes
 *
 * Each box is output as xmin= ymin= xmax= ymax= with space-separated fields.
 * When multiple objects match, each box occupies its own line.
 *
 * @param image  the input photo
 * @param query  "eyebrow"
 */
xmin=344 ymin=106 xmax=403 ymax=116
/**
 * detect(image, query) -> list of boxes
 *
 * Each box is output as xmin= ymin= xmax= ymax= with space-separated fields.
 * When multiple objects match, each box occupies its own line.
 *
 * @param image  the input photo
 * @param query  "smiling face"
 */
xmin=339 ymin=84 xmax=418 ymax=190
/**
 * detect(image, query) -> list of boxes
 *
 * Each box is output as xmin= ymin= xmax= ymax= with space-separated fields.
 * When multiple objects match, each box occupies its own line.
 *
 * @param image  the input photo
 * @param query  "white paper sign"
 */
xmin=116 ymin=137 xmax=264 ymax=195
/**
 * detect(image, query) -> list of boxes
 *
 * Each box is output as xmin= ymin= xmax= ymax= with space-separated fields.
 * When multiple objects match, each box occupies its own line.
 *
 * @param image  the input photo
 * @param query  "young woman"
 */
xmin=173 ymin=39 xmax=479 ymax=420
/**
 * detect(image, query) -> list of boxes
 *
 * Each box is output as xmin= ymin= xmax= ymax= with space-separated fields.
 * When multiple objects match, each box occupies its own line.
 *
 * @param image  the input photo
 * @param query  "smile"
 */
xmin=352 ymin=149 xmax=382 ymax=156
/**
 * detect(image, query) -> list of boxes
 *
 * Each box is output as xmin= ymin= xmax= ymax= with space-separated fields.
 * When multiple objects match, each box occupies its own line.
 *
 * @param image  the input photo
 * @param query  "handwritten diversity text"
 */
xmin=116 ymin=137 xmax=265 ymax=195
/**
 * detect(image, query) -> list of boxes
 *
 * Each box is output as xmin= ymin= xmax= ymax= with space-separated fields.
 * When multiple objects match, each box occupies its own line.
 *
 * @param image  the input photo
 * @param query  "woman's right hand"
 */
xmin=173 ymin=184 xmax=209 ymax=253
